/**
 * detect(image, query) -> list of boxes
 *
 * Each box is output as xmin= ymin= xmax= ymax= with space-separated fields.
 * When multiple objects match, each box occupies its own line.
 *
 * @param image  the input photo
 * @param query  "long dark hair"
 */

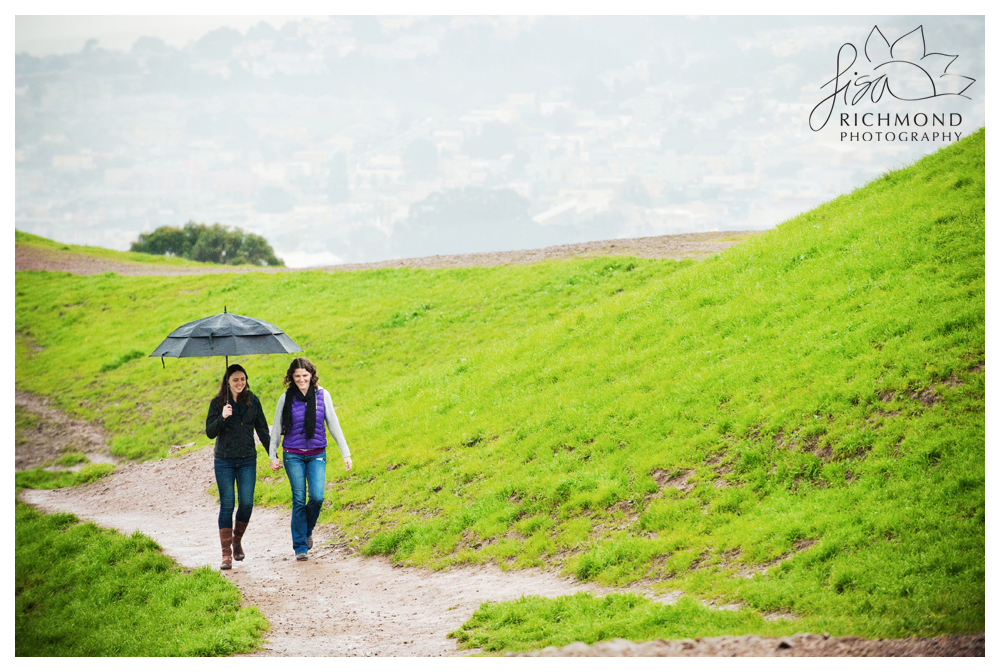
xmin=283 ymin=357 xmax=319 ymax=391
xmin=214 ymin=364 xmax=252 ymax=407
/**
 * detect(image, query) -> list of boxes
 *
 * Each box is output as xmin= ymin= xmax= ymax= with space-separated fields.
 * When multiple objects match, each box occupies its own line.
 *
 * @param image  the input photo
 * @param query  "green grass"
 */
xmin=14 ymin=130 xmax=985 ymax=650
xmin=53 ymin=452 xmax=89 ymax=467
xmin=14 ymin=502 xmax=268 ymax=656
xmin=449 ymin=593 xmax=783 ymax=653
xmin=15 ymin=405 xmax=41 ymax=446
xmin=99 ymin=348 xmax=147 ymax=372
xmin=15 ymin=464 xmax=116 ymax=491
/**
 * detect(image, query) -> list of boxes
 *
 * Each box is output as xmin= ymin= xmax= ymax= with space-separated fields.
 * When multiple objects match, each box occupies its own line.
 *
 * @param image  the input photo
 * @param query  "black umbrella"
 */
xmin=150 ymin=307 xmax=302 ymax=400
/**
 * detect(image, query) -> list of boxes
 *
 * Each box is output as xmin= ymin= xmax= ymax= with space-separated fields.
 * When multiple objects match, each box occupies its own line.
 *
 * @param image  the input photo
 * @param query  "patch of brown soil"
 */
xmin=814 ymin=444 xmax=833 ymax=461
xmin=942 ymin=373 xmax=965 ymax=388
xmin=720 ymin=548 xmax=741 ymax=562
xmin=651 ymin=468 xmax=695 ymax=493
xmin=689 ymin=550 xmax=712 ymax=570
xmin=511 ymin=632 xmax=984 ymax=657
xmin=910 ymin=387 xmax=943 ymax=407
xmin=734 ymin=539 xmax=815 ymax=580
xmin=15 ymin=390 xmax=117 ymax=471
xmin=16 ymin=330 xmax=44 ymax=353
xmin=15 ymin=231 xmax=765 ymax=277
xmin=793 ymin=538 xmax=816 ymax=552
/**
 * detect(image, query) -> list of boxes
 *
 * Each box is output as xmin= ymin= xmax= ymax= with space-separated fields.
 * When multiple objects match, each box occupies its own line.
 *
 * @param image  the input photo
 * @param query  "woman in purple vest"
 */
xmin=268 ymin=357 xmax=353 ymax=560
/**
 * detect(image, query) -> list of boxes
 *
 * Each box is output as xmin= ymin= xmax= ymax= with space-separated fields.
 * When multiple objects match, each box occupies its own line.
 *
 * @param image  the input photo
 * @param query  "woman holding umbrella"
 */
xmin=268 ymin=357 xmax=353 ymax=560
xmin=206 ymin=364 xmax=271 ymax=570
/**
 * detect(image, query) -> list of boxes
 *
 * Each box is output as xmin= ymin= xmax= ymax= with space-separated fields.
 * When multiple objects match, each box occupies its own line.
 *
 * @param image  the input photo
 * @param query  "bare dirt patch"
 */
xmin=733 ymin=540 xmax=815 ymax=580
xmin=15 ymin=230 xmax=765 ymax=277
xmin=15 ymin=390 xmax=117 ymax=471
xmin=651 ymin=468 xmax=695 ymax=493
xmin=910 ymin=386 xmax=943 ymax=407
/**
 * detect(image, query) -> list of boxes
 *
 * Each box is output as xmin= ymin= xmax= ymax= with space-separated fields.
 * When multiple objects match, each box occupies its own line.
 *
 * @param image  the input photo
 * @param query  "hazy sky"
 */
xmin=15 ymin=15 xmax=313 ymax=56
xmin=13 ymin=11 xmax=988 ymax=267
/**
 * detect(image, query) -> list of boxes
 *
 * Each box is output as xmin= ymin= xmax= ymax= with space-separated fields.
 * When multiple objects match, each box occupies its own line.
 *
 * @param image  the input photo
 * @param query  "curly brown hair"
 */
xmin=283 ymin=357 xmax=319 ymax=391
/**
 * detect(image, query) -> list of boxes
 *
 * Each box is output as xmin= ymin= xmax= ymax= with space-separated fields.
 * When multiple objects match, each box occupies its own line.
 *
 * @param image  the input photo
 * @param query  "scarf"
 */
xmin=282 ymin=386 xmax=317 ymax=440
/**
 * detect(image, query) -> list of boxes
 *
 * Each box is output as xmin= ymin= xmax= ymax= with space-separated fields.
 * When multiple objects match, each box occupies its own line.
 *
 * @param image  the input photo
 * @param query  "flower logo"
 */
xmin=809 ymin=25 xmax=975 ymax=132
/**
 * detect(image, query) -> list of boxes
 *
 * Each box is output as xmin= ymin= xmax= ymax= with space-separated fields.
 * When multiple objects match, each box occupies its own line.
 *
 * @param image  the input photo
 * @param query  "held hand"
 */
xmin=343 ymin=456 xmax=353 ymax=472
xmin=270 ymin=459 xmax=282 ymax=471
xmin=221 ymin=403 xmax=232 ymax=419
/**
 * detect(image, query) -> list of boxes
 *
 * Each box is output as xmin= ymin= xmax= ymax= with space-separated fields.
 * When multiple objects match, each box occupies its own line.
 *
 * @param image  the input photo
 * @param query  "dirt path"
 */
xmin=18 ymin=446 xmax=985 ymax=657
xmin=19 ymin=445 xmax=650 ymax=656
xmin=15 ymin=230 xmax=764 ymax=276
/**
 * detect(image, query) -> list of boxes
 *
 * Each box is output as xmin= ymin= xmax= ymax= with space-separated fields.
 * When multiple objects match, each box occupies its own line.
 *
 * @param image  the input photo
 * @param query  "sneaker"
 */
xmin=307 ymin=535 xmax=313 ymax=550
xmin=295 ymin=552 xmax=308 ymax=561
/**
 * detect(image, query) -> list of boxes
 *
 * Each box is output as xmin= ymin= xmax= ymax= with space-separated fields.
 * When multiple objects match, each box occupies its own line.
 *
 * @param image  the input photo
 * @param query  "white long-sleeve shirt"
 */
xmin=268 ymin=386 xmax=351 ymax=460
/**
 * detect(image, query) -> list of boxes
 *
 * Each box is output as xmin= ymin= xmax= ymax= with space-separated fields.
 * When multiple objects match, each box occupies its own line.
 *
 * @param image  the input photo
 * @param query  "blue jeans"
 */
xmin=214 ymin=456 xmax=256 ymax=529
xmin=283 ymin=451 xmax=327 ymax=554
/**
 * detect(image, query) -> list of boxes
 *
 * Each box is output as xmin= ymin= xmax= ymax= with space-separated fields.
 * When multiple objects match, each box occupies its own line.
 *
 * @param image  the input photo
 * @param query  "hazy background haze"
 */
xmin=14 ymin=15 xmax=985 ymax=267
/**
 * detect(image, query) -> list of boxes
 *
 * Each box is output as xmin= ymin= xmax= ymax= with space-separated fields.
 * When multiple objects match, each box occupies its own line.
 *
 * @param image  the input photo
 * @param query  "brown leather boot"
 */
xmin=220 ymin=528 xmax=233 ymax=570
xmin=233 ymin=520 xmax=248 ymax=562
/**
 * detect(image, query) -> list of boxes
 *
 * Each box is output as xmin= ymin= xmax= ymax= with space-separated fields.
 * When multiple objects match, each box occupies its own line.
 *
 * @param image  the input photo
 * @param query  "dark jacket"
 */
xmin=206 ymin=391 xmax=270 ymax=460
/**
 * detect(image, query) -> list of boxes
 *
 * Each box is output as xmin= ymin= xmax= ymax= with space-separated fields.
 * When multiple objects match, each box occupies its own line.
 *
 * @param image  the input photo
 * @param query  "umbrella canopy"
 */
xmin=150 ymin=310 xmax=302 ymax=360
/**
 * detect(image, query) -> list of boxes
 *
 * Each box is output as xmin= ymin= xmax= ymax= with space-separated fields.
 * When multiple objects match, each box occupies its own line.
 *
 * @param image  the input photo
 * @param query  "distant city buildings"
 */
xmin=15 ymin=16 xmax=982 ymax=266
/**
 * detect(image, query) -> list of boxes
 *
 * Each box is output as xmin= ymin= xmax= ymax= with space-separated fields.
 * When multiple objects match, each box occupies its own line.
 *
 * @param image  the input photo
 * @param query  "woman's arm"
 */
xmin=253 ymin=396 xmax=271 ymax=449
xmin=268 ymin=392 xmax=285 ymax=461
xmin=322 ymin=389 xmax=351 ymax=461
xmin=206 ymin=399 xmax=224 ymax=439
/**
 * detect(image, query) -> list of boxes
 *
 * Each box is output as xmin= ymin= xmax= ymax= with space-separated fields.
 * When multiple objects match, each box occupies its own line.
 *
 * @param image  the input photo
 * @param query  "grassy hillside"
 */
xmin=15 ymin=130 xmax=984 ymax=644
xmin=15 ymin=502 xmax=267 ymax=656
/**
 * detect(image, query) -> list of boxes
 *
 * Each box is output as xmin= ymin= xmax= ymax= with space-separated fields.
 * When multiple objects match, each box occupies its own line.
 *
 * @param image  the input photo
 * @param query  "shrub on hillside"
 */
xmin=129 ymin=221 xmax=283 ymax=266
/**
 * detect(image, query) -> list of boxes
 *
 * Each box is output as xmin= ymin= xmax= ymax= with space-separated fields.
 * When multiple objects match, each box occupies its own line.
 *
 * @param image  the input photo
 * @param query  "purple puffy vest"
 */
xmin=282 ymin=388 xmax=327 ymax=453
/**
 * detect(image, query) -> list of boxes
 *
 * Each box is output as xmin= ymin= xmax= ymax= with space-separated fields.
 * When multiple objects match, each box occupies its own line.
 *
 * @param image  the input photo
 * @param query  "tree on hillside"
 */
xmin=130 ymin=221 xmax=283 ymax=266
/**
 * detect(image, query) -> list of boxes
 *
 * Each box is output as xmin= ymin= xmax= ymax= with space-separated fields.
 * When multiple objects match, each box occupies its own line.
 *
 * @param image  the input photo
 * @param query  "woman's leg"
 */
xmin=214 ymin=459 xmax=237 ymax=529
xmin=213 ymin=458 xmax=237 ymax=569
xmin=303 ymin=453 xmax=327 ymax=542
xmin=283 ymin=452 xmax=309 ymax=556
xmin=234 ymin=456 xmax=256 ymax=524
xmin=232 ymin=456 xmax=256 ymax=561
